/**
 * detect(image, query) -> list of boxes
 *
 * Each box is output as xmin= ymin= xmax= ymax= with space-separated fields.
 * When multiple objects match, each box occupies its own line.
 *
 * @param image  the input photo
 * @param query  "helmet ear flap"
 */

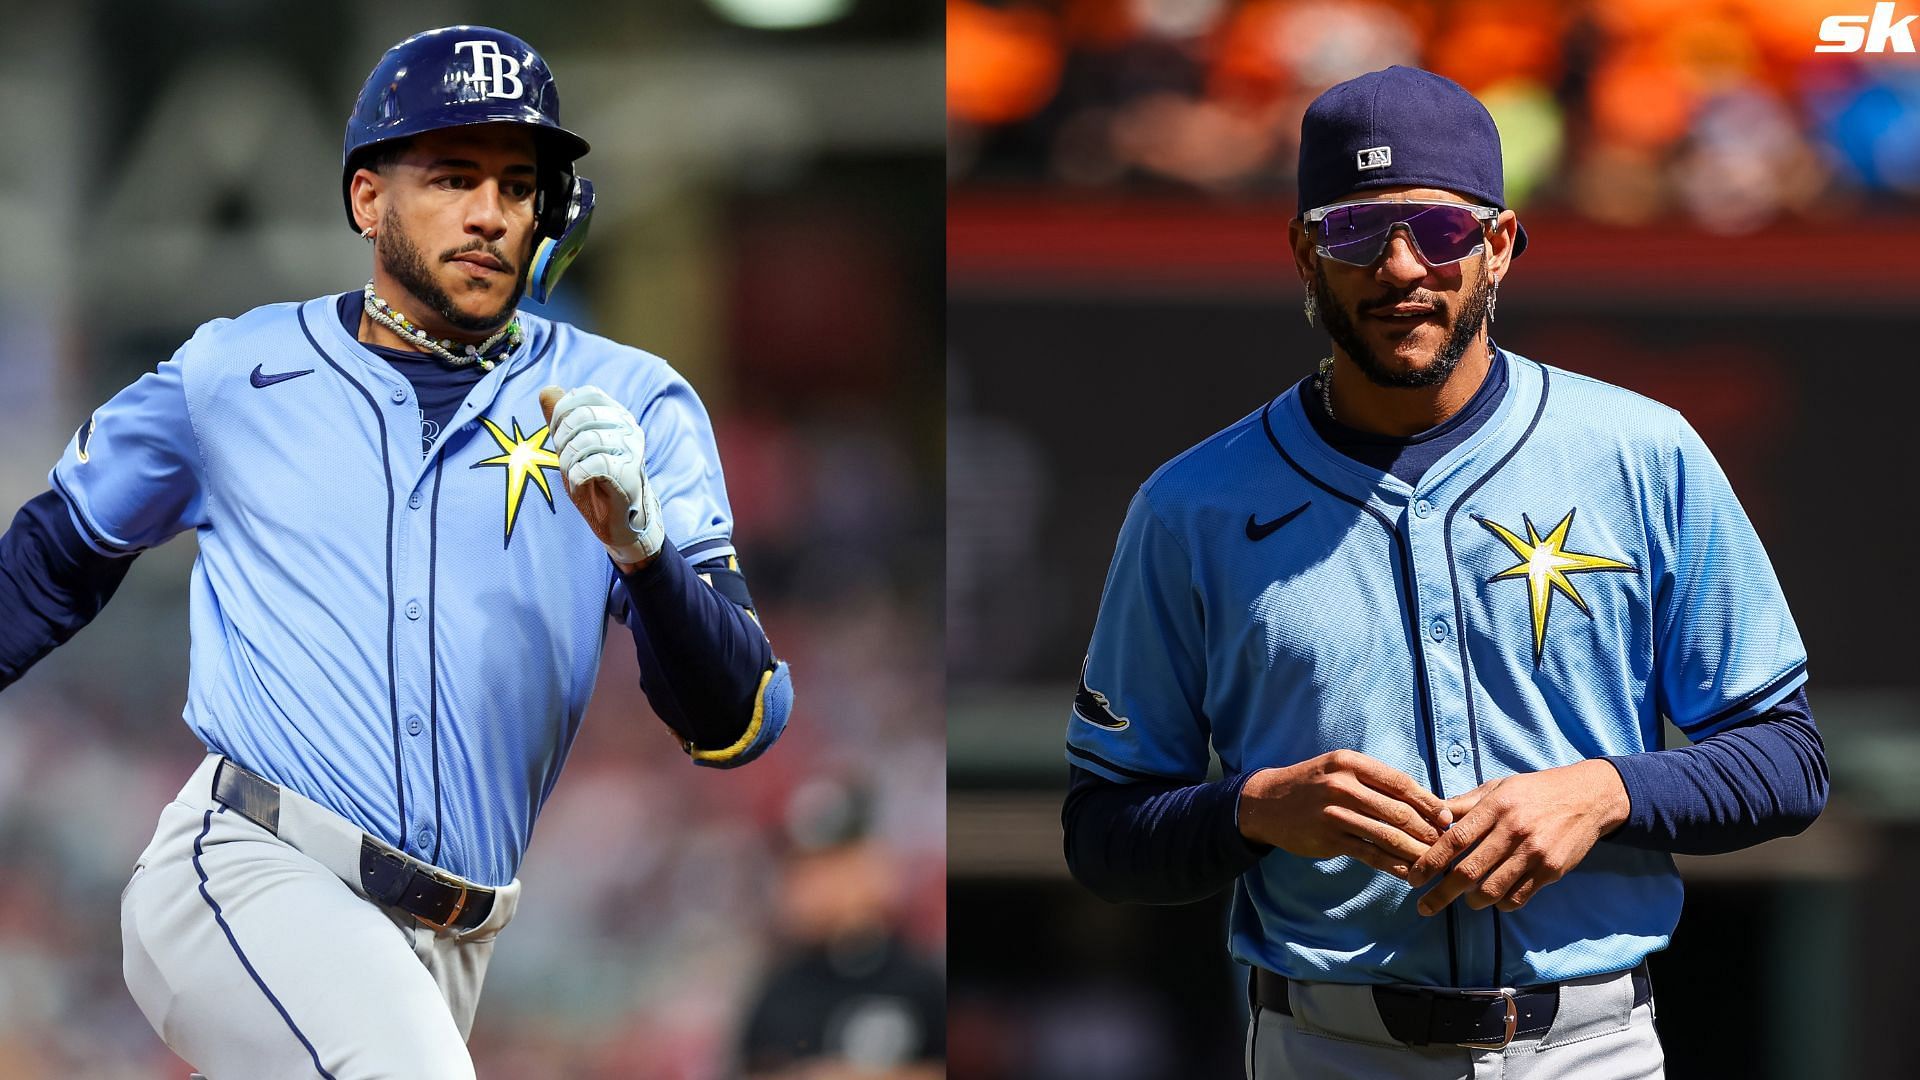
xmin=534 ymin=161 xmax=572 ymax=239
xmin=527 ymin=175 xmax=593 ymax=304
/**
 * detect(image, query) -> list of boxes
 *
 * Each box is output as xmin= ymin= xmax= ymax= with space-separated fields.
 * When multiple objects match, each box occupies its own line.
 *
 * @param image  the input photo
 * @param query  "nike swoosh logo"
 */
xmin=75 ymin=417 xmax=95 ymax=463
xmin=1246 ymin=501 xmax=1310 ymax=541
xmin=250 ymin=364 xmax=314 ymax=388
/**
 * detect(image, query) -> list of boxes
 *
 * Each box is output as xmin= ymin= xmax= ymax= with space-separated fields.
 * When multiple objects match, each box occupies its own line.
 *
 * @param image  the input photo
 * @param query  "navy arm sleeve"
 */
xmin=1062 ymin=765 xmax=1271 ymax=905
xmin=0 ymin=491 xmax=138 ymax=690
xmin=617 ymin=538 xmax=776 ymax=757
xmin=1603 ymin=686 xmax=1827 ymax=855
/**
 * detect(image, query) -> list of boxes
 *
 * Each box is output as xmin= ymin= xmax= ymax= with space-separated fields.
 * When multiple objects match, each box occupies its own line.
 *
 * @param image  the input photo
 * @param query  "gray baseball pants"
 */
xmin=120 ymin=754 xmax=522 ymax=1079
xmin=1248 ymin=966 xmax=1664 ymax=1079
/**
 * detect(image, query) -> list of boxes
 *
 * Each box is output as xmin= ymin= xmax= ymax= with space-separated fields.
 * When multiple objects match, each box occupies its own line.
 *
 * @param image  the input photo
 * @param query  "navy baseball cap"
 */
xmin=1297 ymin=66 xmax=1527 ymax=257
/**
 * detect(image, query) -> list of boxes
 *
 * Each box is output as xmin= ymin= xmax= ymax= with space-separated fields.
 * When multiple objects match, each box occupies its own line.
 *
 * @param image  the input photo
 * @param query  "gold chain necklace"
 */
xmin=1314 ymin=356 xmax=1336 ymax=421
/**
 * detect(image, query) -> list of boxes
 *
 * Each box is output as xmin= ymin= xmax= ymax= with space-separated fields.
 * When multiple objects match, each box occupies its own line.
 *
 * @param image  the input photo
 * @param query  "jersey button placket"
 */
xmin=1404 ymin=495 xmax=1473 ymax=795
xmin=392 ymin=441 xmax=436 ymax=870
xmin=1406 ymin=489 xmax=1492 ymax=981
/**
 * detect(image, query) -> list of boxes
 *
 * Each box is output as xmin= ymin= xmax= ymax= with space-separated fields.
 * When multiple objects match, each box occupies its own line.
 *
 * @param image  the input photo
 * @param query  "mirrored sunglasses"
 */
xmin=1303 ymin=200 xmax=1501 ymax=268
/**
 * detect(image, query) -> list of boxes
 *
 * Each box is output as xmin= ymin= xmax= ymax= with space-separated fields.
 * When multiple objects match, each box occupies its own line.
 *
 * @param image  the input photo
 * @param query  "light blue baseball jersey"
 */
xmin=53 ymin=293 xmax=781 ymax=886
xmin=1068 ymin=351 xmax=1806 ymax=988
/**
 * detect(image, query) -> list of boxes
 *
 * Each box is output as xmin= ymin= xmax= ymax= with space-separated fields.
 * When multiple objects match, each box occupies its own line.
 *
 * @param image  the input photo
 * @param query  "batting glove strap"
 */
xmin=609 ymin=478 xmax=665 ymax=566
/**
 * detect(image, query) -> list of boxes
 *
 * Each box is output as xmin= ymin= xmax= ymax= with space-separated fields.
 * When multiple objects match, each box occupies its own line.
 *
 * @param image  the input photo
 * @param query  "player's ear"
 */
xmin=1287 ymin=218 xmax=1318 ymax=284
xmin=348 ymin=168 xmax=384 ymax=236
xmin=1485 ymin=209 xmax=1518 ymax=282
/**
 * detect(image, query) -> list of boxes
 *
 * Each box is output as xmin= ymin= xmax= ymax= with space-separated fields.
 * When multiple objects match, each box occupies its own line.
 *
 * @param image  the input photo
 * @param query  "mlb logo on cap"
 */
xmin=1357 ymin=146 xmax=1392 ymax=171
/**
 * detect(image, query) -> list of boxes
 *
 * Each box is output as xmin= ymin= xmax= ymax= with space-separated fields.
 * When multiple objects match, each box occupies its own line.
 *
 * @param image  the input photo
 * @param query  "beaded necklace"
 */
xmin=362 ymin=281 xmax=520 ymax=371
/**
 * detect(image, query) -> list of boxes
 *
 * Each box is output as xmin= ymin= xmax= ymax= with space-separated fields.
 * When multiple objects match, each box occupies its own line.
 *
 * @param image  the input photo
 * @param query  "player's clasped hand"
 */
xmin=1408 ymin=759 xmax=1632 ymax=916
xmin=540 ymin=385 xmax=665 ymax=569
xmin=1238 ymin=750 xmax=1455 ymax=880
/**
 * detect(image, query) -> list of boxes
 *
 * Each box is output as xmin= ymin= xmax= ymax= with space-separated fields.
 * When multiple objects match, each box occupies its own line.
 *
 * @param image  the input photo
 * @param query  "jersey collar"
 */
xmin=301 ymin=293 xmax=556 ymax=471
xmin=309 ymin=292 xmax=551 ymax=386
xmin=1265 ymin=349 xmax=1545 ymax=507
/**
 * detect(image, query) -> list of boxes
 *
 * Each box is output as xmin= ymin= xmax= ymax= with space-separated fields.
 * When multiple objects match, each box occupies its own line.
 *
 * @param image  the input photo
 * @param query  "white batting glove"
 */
xmin=541 ymin=385 xmax=665 ymax=565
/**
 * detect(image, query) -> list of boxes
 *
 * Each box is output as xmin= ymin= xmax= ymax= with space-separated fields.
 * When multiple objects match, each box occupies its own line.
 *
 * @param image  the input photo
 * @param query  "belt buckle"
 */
xmin=1455 ymin=988 xmax=1518 ymax=1051
xmin=413 ymin=878 xmax=469 ymax=933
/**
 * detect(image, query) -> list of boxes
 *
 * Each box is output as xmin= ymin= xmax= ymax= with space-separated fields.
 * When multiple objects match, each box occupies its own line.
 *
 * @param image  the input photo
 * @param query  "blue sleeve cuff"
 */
xmin=1673 ymin=661 xmax=1809 ymax=739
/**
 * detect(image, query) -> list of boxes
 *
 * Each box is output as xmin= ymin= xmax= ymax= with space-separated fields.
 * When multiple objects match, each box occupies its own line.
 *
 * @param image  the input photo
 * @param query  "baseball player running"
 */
xmin=1063 ymin=66 xmax=1825 ymax=1079
xmin=0 ymin=26 xmax=792 ymax=1079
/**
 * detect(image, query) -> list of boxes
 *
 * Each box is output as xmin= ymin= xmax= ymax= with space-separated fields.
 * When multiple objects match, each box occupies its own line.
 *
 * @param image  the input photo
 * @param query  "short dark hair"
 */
xmin=356 ymin=137 xmax=415 ymax=176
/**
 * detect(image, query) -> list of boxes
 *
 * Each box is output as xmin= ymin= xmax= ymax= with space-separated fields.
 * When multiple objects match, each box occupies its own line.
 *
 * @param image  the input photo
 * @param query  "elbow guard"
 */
xmin=687 ymin=659 xmax=792 ymax=769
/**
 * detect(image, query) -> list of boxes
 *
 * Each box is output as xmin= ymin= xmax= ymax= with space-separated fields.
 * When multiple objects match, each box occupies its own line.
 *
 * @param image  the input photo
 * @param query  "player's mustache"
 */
xmin=1359 ymin=291 xmax=1446 ymax=317
xmin=441 ymin=240 xmax=516 ymax=277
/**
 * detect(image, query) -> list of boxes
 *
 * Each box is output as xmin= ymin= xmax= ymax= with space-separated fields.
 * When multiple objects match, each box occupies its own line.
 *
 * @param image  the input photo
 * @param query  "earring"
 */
xmin=1487 ymin=275 xmax=1499 ymax=324
xmin=362 ymin=227 xmax=375 ymax=244
xmin=1303 ymin=281 xmax=1317 ymax=327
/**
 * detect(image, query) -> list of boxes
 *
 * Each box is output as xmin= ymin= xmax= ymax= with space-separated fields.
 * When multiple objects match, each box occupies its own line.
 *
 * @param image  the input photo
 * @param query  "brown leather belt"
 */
xmin=212 ymin=757 xmax=494 ymax=932
xmin=1253 ymin=964 xmax=1652 ymax=1051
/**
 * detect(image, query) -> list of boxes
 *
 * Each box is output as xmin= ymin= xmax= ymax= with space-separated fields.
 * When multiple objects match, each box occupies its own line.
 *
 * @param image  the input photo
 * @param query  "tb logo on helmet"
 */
xmin=455 ymin=40 xmax=525 ymax=100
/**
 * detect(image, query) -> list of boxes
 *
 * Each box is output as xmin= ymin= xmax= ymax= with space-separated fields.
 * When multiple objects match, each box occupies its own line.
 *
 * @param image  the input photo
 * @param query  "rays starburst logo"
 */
xmin=1478 ymin=509 xmax=1637 ymax=667
xmin=471 ymin=416 xmax=562 ymax=546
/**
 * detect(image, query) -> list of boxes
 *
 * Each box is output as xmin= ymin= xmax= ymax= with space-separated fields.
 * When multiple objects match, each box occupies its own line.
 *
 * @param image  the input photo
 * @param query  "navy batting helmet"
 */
xmin=343 ymin=26 xmax=596 ymax=301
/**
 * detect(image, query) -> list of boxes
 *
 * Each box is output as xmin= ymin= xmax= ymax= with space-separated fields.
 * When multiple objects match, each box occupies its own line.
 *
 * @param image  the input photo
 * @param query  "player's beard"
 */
xmin=1313 ymin=258 xmax=1493 ymax=390
xmin=376 ymin=206 xmax=524 ymax=336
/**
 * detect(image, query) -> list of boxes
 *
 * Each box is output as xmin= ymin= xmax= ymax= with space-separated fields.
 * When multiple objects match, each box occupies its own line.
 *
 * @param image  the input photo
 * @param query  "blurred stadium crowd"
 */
xmin=950 ymin=0 xmax=1920 ymax=229
xmin=0 ymin=4 xmax=941 ymax=1078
